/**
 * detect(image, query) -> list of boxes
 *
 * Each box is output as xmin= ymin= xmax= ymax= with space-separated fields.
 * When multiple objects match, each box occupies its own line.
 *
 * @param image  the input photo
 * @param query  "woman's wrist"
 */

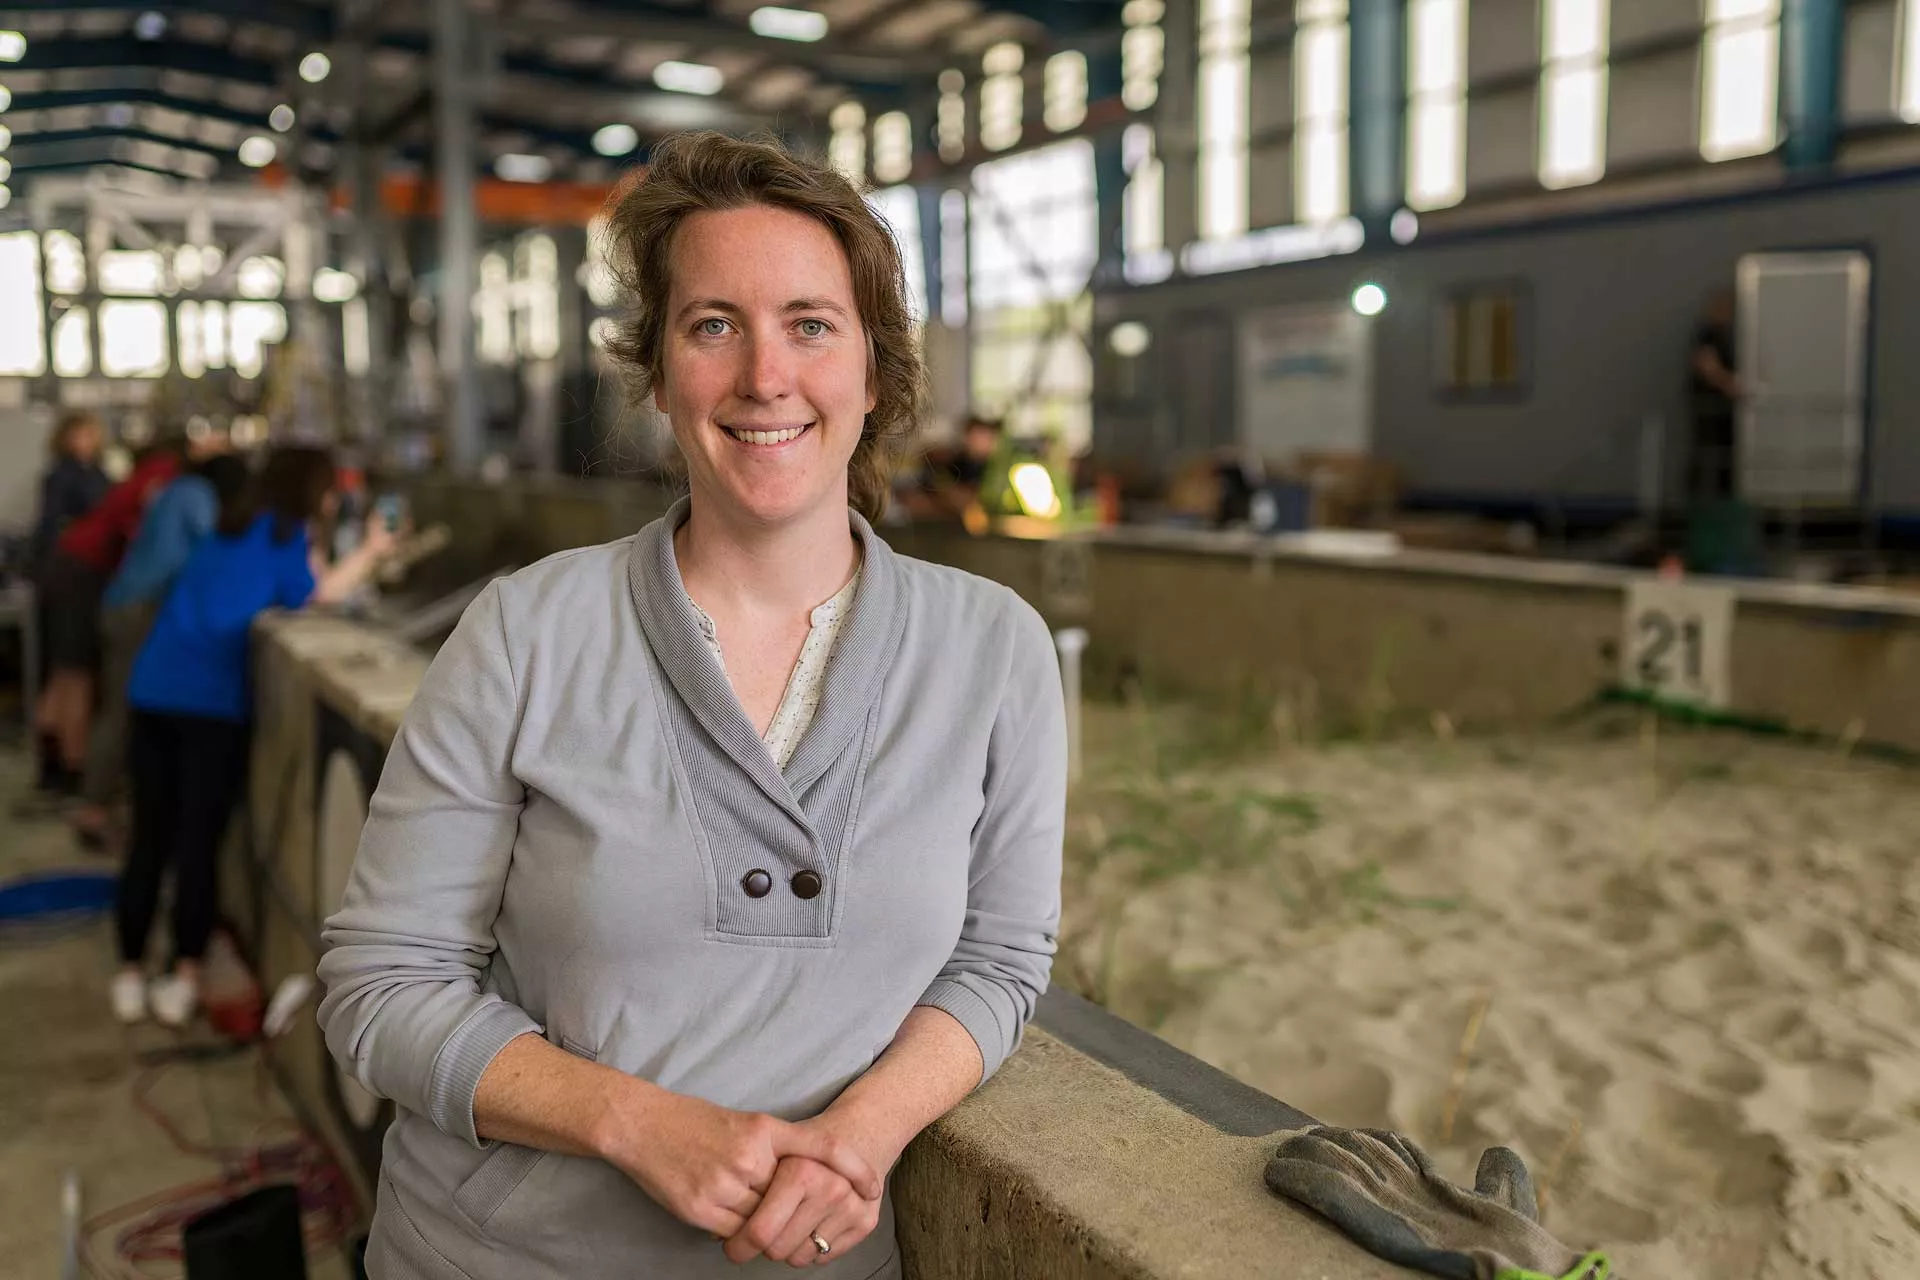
xmin=814 ymin=1093 xmax=913 ymax=1177
xmin=584 ymin=1070 xmax=673 ymax=1166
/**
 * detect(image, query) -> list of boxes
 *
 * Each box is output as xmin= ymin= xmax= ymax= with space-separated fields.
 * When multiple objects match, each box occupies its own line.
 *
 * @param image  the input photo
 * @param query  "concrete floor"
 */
xmin=0 ymin=747 xmax=359 ymax=1280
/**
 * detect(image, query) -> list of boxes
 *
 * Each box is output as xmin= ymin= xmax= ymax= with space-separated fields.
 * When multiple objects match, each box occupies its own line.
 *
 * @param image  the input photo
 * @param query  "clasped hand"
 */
xmin=609 ymin=1093 xmax=887 ymax=1268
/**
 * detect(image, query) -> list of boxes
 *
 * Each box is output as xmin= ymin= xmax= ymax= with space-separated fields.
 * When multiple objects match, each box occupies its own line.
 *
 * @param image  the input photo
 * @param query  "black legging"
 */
xmin=118 ymin=711 xmax=250 ymax=966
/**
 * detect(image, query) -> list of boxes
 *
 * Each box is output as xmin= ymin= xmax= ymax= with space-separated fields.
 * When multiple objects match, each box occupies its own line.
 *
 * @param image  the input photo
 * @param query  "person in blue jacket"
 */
xmin=111 ymin=446 xmax=394 ymax=1027
xmin=70 ymin=452 xmax=251 ymax=852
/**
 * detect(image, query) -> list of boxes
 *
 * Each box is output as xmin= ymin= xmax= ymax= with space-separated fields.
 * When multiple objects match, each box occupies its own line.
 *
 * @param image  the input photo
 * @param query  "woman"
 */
xmin=31 ymin=411 xmax=110 ymax=567
xmin=36 ymin=434 xmax=192 ymax=788
xmin=113 ymin=448 xmax=394 ymax=1027
xmin=317 ymin=132 xmax=1066 ymax=1278
xmin=27 ymin=412 xmax=109 ymax=793
xmin=72 ymin=452 xmax=250 ymax=851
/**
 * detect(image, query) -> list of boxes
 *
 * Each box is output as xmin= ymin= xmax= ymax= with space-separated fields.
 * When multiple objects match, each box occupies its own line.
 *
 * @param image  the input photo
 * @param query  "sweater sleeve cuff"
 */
xmin=426 ymin=1000 xmax=543 ymax=1148
xmin=917 ymin=979 xmax=1017 ymax=1083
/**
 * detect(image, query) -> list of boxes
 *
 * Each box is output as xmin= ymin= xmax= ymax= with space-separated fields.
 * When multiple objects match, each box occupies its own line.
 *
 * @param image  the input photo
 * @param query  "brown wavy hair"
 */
xmin=601 ymin=131 xmax=928 ymax=523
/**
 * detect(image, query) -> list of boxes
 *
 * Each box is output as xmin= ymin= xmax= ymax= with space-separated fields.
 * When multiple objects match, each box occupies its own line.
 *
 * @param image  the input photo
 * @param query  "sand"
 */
xmin=1059 ymin=702 xmax=1920 ymax=1280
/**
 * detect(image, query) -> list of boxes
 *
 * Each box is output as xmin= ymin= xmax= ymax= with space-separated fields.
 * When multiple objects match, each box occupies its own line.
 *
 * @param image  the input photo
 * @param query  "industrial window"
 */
xmin=1539 ymin=0 xmax=1609 ymax=189
xmin=872 ymin=111 xmax=914 ymax=184
xmin=866 ymin=185 xmax=929 ymax=325
xmin=1123 ymin=0 xmax=1165 ymax=111
xmin=1406 ymin=0 xmax=1467 ymax=210
xmin=1701 ymin=0 xmax=1781 ymax=161
xmin=477 ymin=252 xmax=514 ymax=366
xmin=1045 ymin=50 xmax=1088 ymax=132
xmin=236 ymin=255 xmax=286 ymax=299
xmin=1198 ymin=0 xmax=1251 ymax=240
xmin=228 ymin=302 xmax=287 ymax=379
xmin=513 ymin=234 xmax=560 ymax=362
xmin=969 ymin=140 xmax=1097 ymax=450
xmin=939 ymin=188 xmax=968 ymax=327
xmin=830 ymin=101 xmax=867 ymax=184
xmin=52 ymin=306 xmax=92 ymax=378
xmin=98 ymin=299 xmax=170 ymax=378
xmin=98 ymin=249 xmax=164 ymax=296
xmin=178 ymin=300 xmax=207 ymax=378
xmin=44 ymin=230 xmax=86 ymax=295
xmin=980 ymin=42 xmax=1025 ymax=152
xmin=174 ymin=297 xmax=284 ymax=380
xmin=198 ymin=300 xmax=228 ymax=373
xmin=0 ymin=231 xmax=45 ymax=376
xmin=1901 ymin=0 xmax=1920 ymax=121
xmin=342 ymin=297 xmax=371 ymax=377
xmin=1122 ymin=122 xmax=1167 ymax=276
xmin=1295 ymin=0 xmax=1350 ymax=225
xmin=937 ymin=69 xmax=967 ymax=162
xmin=1434 ymin=282 xmax=1528 ymax=396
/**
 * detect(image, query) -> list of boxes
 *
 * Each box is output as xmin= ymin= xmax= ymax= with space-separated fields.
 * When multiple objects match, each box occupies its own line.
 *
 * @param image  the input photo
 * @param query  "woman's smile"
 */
xmin=720 ymin=422 xmax=815 ymax=447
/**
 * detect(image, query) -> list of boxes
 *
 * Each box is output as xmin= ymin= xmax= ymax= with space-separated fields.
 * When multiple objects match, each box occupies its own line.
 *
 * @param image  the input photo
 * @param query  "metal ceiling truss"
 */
xmin=0 ymin=0 xmax=1128 ymax=190
xmin=26 ymin=174 xmax=324 ymax=302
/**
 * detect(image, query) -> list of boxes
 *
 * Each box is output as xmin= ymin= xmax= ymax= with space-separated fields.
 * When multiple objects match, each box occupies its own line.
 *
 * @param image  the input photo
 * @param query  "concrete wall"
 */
xmin=238 ymin=608 xmax=1413 ymax=1280
xmin=1095 ymin=165 xmax=1920 ymax=514
xmin=398 ymin=476 xmax=1920 ymax=752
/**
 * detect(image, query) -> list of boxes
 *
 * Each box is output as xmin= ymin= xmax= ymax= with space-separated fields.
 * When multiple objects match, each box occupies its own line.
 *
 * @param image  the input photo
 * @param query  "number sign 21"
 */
xmin=1621 ymin=580 xmax=1735 ymax=709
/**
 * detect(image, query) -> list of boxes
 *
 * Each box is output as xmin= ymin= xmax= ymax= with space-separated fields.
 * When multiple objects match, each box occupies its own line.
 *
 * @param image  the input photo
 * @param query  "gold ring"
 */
xmin=811 ymin=1231 xmax=831 ymax=1256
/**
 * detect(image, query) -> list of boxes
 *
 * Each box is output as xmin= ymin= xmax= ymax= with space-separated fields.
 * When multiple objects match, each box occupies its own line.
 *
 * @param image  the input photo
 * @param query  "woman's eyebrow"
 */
xmin=676 ymin=297 xmax=742 ymax=321
xmin=783 ymin=297 xmax=851 ymax=319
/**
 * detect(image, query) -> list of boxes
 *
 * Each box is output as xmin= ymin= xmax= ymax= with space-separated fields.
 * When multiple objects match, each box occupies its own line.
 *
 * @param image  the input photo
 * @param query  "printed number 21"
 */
xmin=1637 ymin=611 xmax=1703 ymax=686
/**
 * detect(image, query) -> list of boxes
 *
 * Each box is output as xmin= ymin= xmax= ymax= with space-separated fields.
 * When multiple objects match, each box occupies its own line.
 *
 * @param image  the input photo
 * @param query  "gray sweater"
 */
xmin=316 ymin=501 xmax=1066 ymax=1279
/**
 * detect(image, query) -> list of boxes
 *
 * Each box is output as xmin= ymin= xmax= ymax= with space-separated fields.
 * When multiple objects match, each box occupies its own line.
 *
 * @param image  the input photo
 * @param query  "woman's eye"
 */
xmin=697 ymin=318 xmax=729 ymax=337
xmin=797 ymin=318 xmax=828 ymax=338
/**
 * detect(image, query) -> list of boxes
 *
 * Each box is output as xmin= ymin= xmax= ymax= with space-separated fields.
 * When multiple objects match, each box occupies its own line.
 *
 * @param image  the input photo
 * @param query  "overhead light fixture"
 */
xmin=0 ymin=159 xmax=10 ymax=183
xmin=0 ymin=125 xmax=10 ymax=152
xmin=0 ymin=186 xmax=10 ymax=211
xmin=238 ymin=135 xmax=277 ymax=167
xmin=298 ymin=51 xmax=331 ymax=83
xmin=593 ymin=123 xmax=638 ymax=156
xmin=1108 ymin=321 xmax=1151 ymax=358
xmin=269 ymin=104 xmax=295 ymax=132
xmin=134 ymin=11 xmax=168 ymax=40
xmin=653 ymin=60 xmax=724 ymax=96
xmin=312 ymin=267 xmax=359 ymax=303
xmin=1351 ymin=282 xmax=1388 ymax=317
xmin=0 ymin=85 xmax=9 ymax=112
xmin=749 ymin=6 xmax=830 ymax=42
xmin=0 ymin=32 xmax=24 ymax=63
xmin=495 ymin=152 xmax=552 ymax=182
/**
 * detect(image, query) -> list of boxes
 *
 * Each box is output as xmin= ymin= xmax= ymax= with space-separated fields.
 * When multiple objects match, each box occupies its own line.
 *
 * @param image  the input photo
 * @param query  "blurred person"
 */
xmin=1689 ymin=290 xmax=1743 ymax=502
xmin=906 ymin=414 xmax=1012 ymax=521
xmin=31 ymin=411 xmax=110 ymax=572
xmin=69 ymin=453 xmax=252 ymax=852
xmin=31 ymin=430 xmax=185 ymax=787
xmin=112 ymin=448 xmax=394 ymax=1028
xmin=25 ymin=412 xmax=109 ymax=795
xmin=946 ymin=413 xmax=1004 ymax=495
xmin=316 ymin=132 xmax=1064 ymax=1278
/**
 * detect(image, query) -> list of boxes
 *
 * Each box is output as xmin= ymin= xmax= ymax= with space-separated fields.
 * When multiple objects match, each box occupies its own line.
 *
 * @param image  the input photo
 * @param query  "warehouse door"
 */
xmin=1735 ymin=250 xmax=1871 ymax=508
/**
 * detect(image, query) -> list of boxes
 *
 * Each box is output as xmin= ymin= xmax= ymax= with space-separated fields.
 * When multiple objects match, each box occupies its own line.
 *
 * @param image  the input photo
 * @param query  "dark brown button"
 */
xmin=741 ymin=869 xmax=773 ymax=899
xmin=791 ymin=870 xmax=823 ymax=900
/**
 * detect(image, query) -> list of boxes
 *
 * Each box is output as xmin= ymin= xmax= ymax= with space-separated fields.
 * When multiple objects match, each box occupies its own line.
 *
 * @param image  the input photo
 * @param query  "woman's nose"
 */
xmin=736 ymin=333 xmax=795 ymax=401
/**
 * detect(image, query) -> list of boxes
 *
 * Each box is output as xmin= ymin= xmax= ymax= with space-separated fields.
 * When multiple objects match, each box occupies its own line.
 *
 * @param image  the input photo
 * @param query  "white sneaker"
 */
xmin=149 ymin=973 xmax=199 ymax=1028
xmin=110 ymin=971 xmax=149 ymax=1024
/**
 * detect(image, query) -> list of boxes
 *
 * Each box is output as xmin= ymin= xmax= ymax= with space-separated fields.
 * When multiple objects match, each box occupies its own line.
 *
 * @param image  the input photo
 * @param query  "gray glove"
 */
xmin=1265 ymin=1127 xmax=1611 ymax=1280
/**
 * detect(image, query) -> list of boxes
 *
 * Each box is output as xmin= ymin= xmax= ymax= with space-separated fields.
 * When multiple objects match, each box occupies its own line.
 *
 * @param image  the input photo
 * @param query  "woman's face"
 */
xmin=68 ymin=421 xmax=104 ymax=464
xmin=653 ymin=204 xmax=874 ymax=530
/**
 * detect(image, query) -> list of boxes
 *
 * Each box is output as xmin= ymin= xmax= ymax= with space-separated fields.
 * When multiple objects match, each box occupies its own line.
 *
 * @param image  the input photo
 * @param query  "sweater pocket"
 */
xmin=451 ymin=1038 xmax=597 ymax=1230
